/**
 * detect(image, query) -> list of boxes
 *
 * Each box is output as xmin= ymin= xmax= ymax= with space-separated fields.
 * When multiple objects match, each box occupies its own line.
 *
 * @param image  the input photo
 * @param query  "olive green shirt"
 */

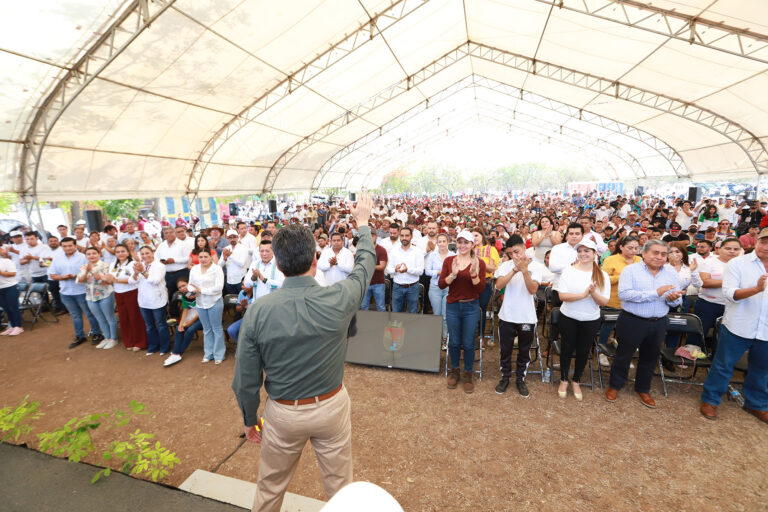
xmin=232 ymin=226 xmax=375 ymax=427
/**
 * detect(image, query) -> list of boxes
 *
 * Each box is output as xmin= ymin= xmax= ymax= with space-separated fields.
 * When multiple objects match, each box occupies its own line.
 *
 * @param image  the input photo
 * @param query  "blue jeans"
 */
xmin=61 ymin=293 xmax=102 ymax=339
xmin=227 ymin=318 xmax=242 ymax=343
xmin=688 ymin=298 xmax=725 ymax=351
xmin=0 ymin=284 xmax=22 ymax=327
xmin=701 ymin=326 xmax=768 ymax=410
xmin=139 ymin=306 xmax=171 ymax=353
xmin=392 ymin=283 xmax=419 ymax=313
xmin=428 ymin=283 xmax=448 ymax=338
xmin=86 ymin=294 xmax=118 ymax=340
xmin=173 ymin=318 xmax=202 ymax=355
xmin=361 ymin=283 xmax=386 ymax=312
xmin=446 ymin=299 xmax=480 ymax=372
xmin=197 ymin=298 xmax=225 ymax=361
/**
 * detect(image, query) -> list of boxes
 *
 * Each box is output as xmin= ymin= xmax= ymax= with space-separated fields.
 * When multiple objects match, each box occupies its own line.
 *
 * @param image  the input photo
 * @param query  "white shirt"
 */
xmin=20 ymin=243 xmax=49 ymax=278
xmin=494 ymin=259 xmax=541 ymax=324
xmin=392 ymin=210 xmax=408 ymax=225
xmin=317 ymin=246 xmax=354 ymax=286
xmin=222 ymin=243 xmax=250 ymax=284
xmin=719 ymin=205 xmax=738 ymax=224
xmin=582 ymin=231 xmax=607 ymax=254
xmin=179 ymin=235 xmax=195 ymax=255
xmin=0 ymin=258 xmax=18 ymax=289
xmin=144 ymin=220 xmax=162 ymax=238
xmin=101 ymin=248 xmax=117 ymax=266
xmin=108 ymin=259 xmax=138 ymax=293
xmin=698 ymin=256 xmax=727 ymax=305
xmin=722 ymin=251 xmax=768 ymax=340
xmin=243 ymin=257 xmax=285 ymax=298
xmin=239 ymin=232 xmax=259 ymax=257
xmin=556 ymin=266 xmax=611 ymax=321
xmin=154 ymin=239 xmax=190 ymax=272
xmin=548 ymin=242 xmax=578 ymax=286
xmin=414 ymin=236 xmax=436 ymax=254
xmin=386 ymin=244 xmax=425 ymax=285
xmin=675 ymin=208 xmax=694 ymax=230
xmin=188 ymin=264 xmax=224 ymax=309
xmin=129 ymin=261 xmax=168 ymax=309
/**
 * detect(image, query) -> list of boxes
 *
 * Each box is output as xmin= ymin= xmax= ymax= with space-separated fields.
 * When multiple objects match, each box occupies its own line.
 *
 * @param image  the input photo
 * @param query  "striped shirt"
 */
xmin=618 ymin=261 xmax=683 ymax=318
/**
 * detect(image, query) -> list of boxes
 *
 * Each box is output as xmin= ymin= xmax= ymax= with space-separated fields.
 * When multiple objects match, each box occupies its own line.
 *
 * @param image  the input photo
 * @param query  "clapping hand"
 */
xmin=512 ymin=253 xmax=529 ymax=273
xmin=469 ymin=256 xmax=480 ymax=277
xmin=584 ymin=282 xmax=596 ymax=298
xmin=656 ymin=284 xmax=675 ymax=297
xmin=329 ymin=256 xmax=338 ymax=266
xmin=450 ymin=257 xmax=460 ymax=277
xmin=133 ymin=262 xmax=145 ymax=273
xmin=757 ymin=273 xmax=768 ymax=292
xmin=666 ymin=289 xmax=685 ymax=301
xmin=690 ymin=259 xmax=698 ymax=272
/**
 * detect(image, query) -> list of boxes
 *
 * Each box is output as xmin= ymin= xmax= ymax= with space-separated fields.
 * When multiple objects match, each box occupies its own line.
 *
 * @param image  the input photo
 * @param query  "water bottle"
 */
xmin=728 ymin=387 xmax=744 ymax=407
xmin=543 ymin=368 xmax=551 ymax=383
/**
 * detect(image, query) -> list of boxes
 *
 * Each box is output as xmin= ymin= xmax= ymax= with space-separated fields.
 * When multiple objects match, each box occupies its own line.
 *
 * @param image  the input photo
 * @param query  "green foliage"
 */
xmin=0 ymin=396 xmax=43 ymax=443
xmin=37 ymin=413 xmax=107 ymax=462
xmin=93 ymin=429 xmax=180 ymax=483
xmin=91 ymin=199 xmax=144 ymax=220
xmin=0 ymin=193 xmax=18 ymax=215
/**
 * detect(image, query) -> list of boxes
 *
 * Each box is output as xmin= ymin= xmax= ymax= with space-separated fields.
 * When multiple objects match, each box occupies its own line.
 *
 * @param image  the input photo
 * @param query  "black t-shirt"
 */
xmin=662 ymin=233 xmax=689 ymax=243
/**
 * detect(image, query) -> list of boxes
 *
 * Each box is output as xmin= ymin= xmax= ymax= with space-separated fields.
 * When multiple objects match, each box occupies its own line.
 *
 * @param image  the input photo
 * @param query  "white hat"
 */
xmin=75 ymin=219 xmax=87 ymax=225
xmin=575 ymin=239 xmax=597 ymax=252
xmin=456 ymin=230 xmax=474 ymax=243
xmin=148 ymin=212 xmax=155 ymax=218
xmin=226 ymin=229 xmax=238 ymax=237
xmin=9 ymin=230 xmax=22 ymax=237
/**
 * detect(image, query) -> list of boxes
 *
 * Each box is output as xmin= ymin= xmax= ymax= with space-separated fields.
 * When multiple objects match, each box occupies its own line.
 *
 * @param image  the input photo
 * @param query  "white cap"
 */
xmin=226 ymin=229 xmax=238 ymax=237
xmin=456 ymin=230 xmax=474 ymax=243
xmin=75 ymin=219 xmax=87 ymax=225
xmin=575 ymin=239 xmax=597 ymax=252
xmin=9 ymin=230 xmax=23 ymax=237
xmin=148 ymin=212 xmax=155 ymax=218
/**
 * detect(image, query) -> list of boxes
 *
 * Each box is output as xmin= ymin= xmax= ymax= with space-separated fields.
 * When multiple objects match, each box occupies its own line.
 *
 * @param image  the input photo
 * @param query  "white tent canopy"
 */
xmin=3 ymin=0 xmax=768 ymax=202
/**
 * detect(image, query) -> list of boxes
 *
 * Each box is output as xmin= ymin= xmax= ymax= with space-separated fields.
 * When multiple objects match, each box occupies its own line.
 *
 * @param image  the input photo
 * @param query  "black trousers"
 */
xmin=558 ymin=313 xmax=601 ymax=383
xmin=45 ymin=277 xmax=65 ymax=312
xmin=609 ymin=311 xmax=666 ymax=393
xmin=164 ymin=268 xmax=189 ymax=318
xmin=499 ymin=319 xmax=535 ymax=382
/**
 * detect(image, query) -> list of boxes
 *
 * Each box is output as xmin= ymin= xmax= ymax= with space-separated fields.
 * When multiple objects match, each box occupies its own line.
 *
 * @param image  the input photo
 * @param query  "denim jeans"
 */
xmin=446 ymin=299 xmax=480 ymax=372
xmin=61 ymin=293 xmax=102 ymax=339
xmin=197 ymin=298 xmax=225 ymax=361
xmin=86 ymin=293 xmax=118 ymax=340
xmin=428 ymin=283 xmax=448 ymax=337
xmin=688 ymin=298 xmax=725 ymax=351
xmin=173 ymin=318 xmax=202 ymax=355
xmin=392 ymin=283 xmax=419 ymax=313
xmin=139 ymin=306 xmax=171 ymax=354
xmin=0 ymin=284 xmax=23 ymax=327
xmin=701 ymin=326 xmax=768 ymax=410
xmin=361 ymin=283 xmax=386 ymax=312
xmin=226 ymin=318 xmax=243 ymax=343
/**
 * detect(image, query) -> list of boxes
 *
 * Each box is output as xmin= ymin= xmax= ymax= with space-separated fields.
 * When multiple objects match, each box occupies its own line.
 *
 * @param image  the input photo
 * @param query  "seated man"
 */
xmin=226 ymin=286 xmax=254 ymax=343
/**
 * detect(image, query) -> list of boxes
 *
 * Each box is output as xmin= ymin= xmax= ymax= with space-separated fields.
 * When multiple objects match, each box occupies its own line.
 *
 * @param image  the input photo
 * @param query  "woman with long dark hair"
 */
xmin=106 ymin=243 xmax=146 ymax=351
xmin=189 ymin=234 xmax=219 ymax=268
xmin=532 ymin=215 xmax=562 ymax=263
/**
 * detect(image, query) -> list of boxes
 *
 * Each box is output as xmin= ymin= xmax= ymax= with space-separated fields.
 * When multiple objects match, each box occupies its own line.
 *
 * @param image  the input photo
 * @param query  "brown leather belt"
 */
xmin=274 ymin=384 xmax=343 ymax=406
xmin=396 ymin=282 xmax=418 ymax=288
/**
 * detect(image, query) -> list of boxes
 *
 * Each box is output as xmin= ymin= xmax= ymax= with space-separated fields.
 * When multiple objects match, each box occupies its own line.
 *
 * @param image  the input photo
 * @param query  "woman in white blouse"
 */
xmin=105 ymin=243 xmax=147 ymax=351
xmin=129 ymin=246 xmax=171 ymax=355
xmin=664 ymin=242 xmax=697 ymax=349
xmin=554 ymin=239 xmax=610 ymax=400
xmin=425 ymin=233 xmax=454 ymax=347
xmin=188 ymin=249 xmax=226 ymax=364
xmin=0 ymin=246 xmax=23 ymax=336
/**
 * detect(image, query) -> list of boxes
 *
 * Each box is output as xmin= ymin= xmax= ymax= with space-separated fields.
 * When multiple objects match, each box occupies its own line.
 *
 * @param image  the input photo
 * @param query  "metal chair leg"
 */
xmin=659 ymin=360 xmax=669 ymax=397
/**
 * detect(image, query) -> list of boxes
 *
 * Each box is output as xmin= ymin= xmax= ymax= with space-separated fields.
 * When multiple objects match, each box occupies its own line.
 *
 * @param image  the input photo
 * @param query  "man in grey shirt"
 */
xmin=232 ymin=192 xmax=374 ymax=512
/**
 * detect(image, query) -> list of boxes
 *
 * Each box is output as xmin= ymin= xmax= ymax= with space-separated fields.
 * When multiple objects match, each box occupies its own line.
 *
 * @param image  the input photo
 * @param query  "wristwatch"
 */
xmin=261 ymin=277 xmax=267 ymax=284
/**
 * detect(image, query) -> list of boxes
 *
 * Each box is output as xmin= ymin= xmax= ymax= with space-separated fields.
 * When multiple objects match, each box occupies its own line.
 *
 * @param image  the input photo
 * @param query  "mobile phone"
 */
xmin=160 ymin=258 xmax=167 ymax=263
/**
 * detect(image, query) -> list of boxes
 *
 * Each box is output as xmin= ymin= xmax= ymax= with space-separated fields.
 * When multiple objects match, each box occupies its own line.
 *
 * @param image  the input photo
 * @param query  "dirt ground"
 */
xmin=1 ymin=318 xmax=765 ymax=511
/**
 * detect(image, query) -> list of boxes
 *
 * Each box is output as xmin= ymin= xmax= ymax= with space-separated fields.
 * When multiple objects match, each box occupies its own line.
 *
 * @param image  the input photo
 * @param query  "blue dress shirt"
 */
xmin=618 ymin=261 xmax=682 ymax=318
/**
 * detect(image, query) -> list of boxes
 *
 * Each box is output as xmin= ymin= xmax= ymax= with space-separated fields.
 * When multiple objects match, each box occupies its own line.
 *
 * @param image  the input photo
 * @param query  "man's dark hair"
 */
xmin=506 ymin=234 xmax=525 ymax=248
xmin=259 ymin=239 xmax=271 ymax=246
xmin=400 ymin=227 xmax=412 ymax=236
xmin=24 ymin=232 xmax=38 ymax=238
xmin=57 ymin=224 xmax=67 ymax=230
xmin=60 ymin=237 xmax=76 ymax=245
xmin=330 ymin=232 xmax=343 ymax=240
xmin=566 ymin=222 xmax=585 ymax=234
xmin=273 ymin=225 xmax=316 ymax=276
xmin=389 ymin=223 xmax=400 ymax=231
xmin=236 ymin=221 xmax=247 ymax=229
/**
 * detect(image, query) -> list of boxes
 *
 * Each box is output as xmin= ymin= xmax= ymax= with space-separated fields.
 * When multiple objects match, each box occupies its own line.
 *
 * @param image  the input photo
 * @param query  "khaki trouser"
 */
xmin=252 ymin=386 xmax=352 ymax=512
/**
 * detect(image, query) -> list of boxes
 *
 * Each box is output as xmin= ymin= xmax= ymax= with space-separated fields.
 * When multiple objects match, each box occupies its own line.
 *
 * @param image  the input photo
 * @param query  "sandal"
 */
xmin=572 ymin=382 xmax=583 ymax=401
xmin=557 ymin=380 xmax=568 ymax=399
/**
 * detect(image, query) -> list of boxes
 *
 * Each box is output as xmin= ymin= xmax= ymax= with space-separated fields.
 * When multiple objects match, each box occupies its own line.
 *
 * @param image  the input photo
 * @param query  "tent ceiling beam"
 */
xmin=17 ymin=0 xmax=177 ymax=201
xmin=531 ymin=0 xmax=768 ymax=66
xmin=185 ymin=0 xmax=430 ymax=201
xmin=468 ymin=42 xmax=768 ymax=176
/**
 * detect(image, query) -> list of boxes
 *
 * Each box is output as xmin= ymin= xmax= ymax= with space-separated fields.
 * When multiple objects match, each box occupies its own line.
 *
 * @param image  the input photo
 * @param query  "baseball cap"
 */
xmin=456 ymin=230 xmax=474 ymax=243
xmin=226 ymin=229 xmax=238 ymax=237
xmin=669 ymin=222 xmax=681 ymax=230
xmin=9 ymin=230 xmax=22 ymax=237
xmin=575 ymin=239 xmax=597 ymax=251
xmin=758 ymin=227 xmax=768 ymax=239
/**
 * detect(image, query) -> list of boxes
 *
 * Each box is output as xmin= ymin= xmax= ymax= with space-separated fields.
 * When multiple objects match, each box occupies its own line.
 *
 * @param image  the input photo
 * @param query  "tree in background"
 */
xmin=91 ymin=200 xmax=144 ymax=221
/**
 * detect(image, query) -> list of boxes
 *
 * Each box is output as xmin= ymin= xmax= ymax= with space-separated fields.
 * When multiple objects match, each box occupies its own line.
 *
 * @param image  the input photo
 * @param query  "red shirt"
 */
xmin=438 ymin=256 xmax=487 ymax=303
xmin=370 ymin=245 xmax=388 ymax=285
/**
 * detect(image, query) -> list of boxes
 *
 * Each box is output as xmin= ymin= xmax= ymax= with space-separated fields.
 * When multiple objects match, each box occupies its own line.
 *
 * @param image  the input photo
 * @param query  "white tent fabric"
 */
xmin=2 ymin=0 xmax=768 ymax=200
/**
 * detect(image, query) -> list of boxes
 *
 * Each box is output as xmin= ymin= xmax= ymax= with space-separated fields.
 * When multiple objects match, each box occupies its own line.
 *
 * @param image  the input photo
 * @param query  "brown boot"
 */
xmin=446 ymin=368 xmax=460 ymax=389
xmin=462 ymin=372 xmax=474 ymax=394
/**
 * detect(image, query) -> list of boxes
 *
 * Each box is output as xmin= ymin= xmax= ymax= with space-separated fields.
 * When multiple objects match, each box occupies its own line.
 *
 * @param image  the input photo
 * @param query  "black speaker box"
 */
xmin=688 ymin=187 xmax=702 ymax=203
xmin=228 ymin=202 xmax=239 ymax=216
xmin=85 ymin=210 xmax=104 ymax=233
xmin=268 ymin=200 xmax=277 ymax=213
xmin=349 ymin=193 xmax=357 ymax=202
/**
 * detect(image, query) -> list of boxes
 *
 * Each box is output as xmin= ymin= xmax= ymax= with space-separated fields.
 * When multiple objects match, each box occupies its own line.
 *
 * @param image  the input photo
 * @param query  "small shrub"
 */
xmin=0 ymin=396 xmax=43 ymax=443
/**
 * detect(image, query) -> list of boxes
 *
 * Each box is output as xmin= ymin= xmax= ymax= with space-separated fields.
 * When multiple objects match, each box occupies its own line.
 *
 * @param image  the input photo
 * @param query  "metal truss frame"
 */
xmin=315 ymin=74 xmax=670 ymax=191
xmin=341 ymin=111 xmax=621 ymax=191
xmin=17 ymin=0 xmax=176 ymax=214
xmin=532 ymin=0 xmax=768 ymax=66
xmin=468 ymin=41 xmax=768 ymax=175
xmin=184 ymin=0 xmax=430 ymax=202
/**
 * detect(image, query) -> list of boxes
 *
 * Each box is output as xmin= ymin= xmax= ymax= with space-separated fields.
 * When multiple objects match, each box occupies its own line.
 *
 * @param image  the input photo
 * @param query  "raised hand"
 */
xmin=451 ymin=257 xmax=460 ymax=276
xmin=350 ymin=190 xmax=373 ymax=225
xmin=689 ymin=259 xmax=698 ymax=272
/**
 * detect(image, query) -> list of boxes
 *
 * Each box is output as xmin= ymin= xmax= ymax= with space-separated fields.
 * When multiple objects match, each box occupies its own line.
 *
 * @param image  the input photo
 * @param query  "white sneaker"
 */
xmin=146 ymin=352 xmax=155 ymax=356
xmin=95 ymin=338 xmax=108 ymax=349
xmin=201 ymin=358 xmax=211 ymax=363
xmin=102 ymin=338 xmax=118 ymax=350
xmin=599 ymin=354 xmax=611 ymax=367
xmin=163 ymin=354 xmax=182 ymax=367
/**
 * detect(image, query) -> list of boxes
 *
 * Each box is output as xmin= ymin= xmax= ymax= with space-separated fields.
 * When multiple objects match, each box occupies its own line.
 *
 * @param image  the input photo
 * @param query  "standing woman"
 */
xmin=0 ymin=246 xmax=23 ymax=335
xmin=106 ymin=244 xmax=146 ymax=351
xmin=555 ymin=240 xmax=610 ymax=400
xmin=532 ymin=216 xmax=562 ymax=263
xmin=130 ymin=246 xmax=171 ymax=356
xmin=664 ymin=242 xmax=696 ymax=348
xmin=188 ymin=234 xmax=219 ymax=269
xmin=425 ymin=233 xmax=454 ymax=348
xmin=697 ymin=204 xmax=720 ymax=230
xmin=598 ymin=236 xmax=641 ymax=361
xmin=439 ymin=231 xmax=486 ymax=394
xmin=188 ymin=249 xmax=226 ymax=364
xmin=471 ymin=228 xmax=499 ymax=347
xmin=77 ymin=247 xmax=119 ymax=349
xmin=688 ymin=237 xmax=742 ymax=352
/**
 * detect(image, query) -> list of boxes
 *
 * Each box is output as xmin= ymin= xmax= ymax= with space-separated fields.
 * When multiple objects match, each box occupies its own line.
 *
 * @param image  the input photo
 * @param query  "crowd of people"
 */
xmin=2 ymin=190 xmax=766 ymax=423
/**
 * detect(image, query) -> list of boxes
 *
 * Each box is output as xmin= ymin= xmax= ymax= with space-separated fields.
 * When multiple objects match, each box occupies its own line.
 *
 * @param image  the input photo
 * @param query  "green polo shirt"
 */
xmin=232 ymin=226 xmax=375 ymax=427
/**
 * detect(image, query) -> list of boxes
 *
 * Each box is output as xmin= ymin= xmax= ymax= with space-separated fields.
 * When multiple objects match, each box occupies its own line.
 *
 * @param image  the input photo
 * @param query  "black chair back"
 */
xmin=545 ymin=286 xmax=561 ymax=307
xmin=666 ymin=312 xmax=704 ymax=338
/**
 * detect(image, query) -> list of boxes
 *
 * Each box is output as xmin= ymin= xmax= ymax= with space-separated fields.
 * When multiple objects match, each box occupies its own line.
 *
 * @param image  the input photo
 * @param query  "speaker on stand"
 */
xmin=349 ymin=193 xmax=357 ymax=202
xmin=85 ymin=210 xmax=104 ymax=233
xmin=688 ymin=187 xmax=702 ymax=203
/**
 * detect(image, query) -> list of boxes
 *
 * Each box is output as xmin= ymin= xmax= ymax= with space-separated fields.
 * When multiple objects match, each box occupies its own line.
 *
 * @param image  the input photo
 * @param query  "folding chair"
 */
xmin=479 ymin=278 xmax=496 ymax=341
xmin=658 ymin=312 xmax=712 ymax=397
xmin=16 ymin=281 xmax=29 ymax=306
xmin=547 ymin=308 xmax=596 ymax=390
xmin=541 ymin=286 xmax=561 ymax=340
xmin=417 ymin=283 xmax=426 ymax=314
xmin=384 ymin=277 xmax=392 ymax=312
xmin=18 ymin=282 xmax=57 ymax=328
xmin=594 ymin=307 xmax=621 ymax=388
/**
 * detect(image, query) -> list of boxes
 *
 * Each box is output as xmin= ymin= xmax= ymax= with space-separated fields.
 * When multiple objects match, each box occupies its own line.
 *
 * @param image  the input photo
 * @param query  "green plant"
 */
xmin=93 ymin=429 xmax=181 ymax=483
xmin=37 ymin=412 xmax=108 ymax=462
xmin=0 ymin=396 xmax=43 ymax=443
